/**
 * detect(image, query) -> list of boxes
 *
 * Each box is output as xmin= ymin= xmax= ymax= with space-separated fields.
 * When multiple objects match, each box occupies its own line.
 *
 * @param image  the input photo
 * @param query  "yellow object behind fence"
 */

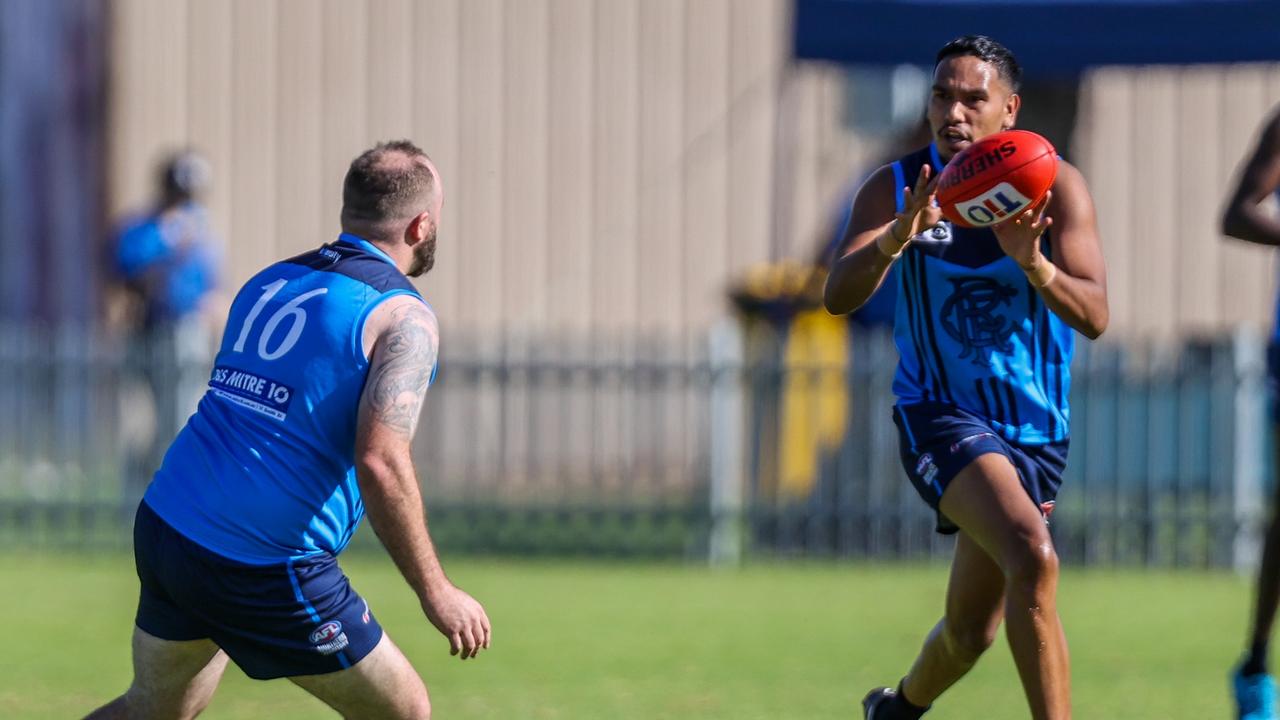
xmin=778 ymin=309 xmax=849 ymax=499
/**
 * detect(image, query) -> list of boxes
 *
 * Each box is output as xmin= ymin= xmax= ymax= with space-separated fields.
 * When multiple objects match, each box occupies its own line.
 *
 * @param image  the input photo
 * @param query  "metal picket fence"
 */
xmin=739 ymin=326 xmax=1270 ymax=570
xmin=0 ymin=321 xmax=1269 ymax=568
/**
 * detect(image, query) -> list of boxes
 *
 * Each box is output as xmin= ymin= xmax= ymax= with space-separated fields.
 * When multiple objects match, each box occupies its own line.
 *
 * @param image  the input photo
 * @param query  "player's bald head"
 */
xmin=340 ymin=140 xmax=440 ymax=237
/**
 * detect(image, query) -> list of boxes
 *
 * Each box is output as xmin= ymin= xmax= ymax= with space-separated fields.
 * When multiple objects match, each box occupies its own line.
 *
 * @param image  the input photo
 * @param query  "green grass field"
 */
xmin=0 ymin=552 xmax=1254 ymax=719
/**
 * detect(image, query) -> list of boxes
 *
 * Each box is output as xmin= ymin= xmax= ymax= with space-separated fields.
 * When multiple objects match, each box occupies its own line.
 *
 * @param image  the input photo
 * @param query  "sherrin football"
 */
xmin=936 ymin=129 xmax=1058 ymax=229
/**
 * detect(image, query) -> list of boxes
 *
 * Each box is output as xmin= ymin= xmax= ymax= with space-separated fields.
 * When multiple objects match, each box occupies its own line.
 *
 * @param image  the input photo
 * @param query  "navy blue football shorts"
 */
xmin=132 ymin=501 xmax=383 ymax=679
xmin=893 ymin=401 xmax=1069 ymax=535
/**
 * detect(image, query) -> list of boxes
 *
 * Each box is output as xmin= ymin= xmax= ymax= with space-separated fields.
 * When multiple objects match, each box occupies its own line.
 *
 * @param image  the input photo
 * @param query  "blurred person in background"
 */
xmin=825 ymin=36 xmax=1107 ymax=720
xmin=109 ymin=150 xmax=223 ymax=498
xmin=85 ymin=140 xmax=489 ymax=719
xmin=1222 ymin=104 xmax=1280 ymax=720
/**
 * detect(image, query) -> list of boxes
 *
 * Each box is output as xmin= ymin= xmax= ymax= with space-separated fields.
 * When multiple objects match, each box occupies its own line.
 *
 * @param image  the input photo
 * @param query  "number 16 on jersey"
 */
xmin=232 ymin=279 xmax=329 ymax=361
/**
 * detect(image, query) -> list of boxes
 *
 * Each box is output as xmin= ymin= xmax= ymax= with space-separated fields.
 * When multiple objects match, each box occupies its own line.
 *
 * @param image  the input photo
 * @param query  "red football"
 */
xmin=936 ymin=129 xmax=1058 ymax=228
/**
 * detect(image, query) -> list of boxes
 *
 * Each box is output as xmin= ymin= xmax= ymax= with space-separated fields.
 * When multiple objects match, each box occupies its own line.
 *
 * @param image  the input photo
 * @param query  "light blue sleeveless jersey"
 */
xmin=891 ymin=144 xmax=1074 ymax=444
xmin=143 ymin=234 xmax=428 ymax=564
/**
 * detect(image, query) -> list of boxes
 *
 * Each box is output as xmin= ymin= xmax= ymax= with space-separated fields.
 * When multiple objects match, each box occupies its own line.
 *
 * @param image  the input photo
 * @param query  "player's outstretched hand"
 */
xmin=894 ymin=163 xmax=944 ymax=243
xmin=993 ymin=190 xmax=1053 ymax=268
xmin=422 ymin=583 xmax=492 ymax=660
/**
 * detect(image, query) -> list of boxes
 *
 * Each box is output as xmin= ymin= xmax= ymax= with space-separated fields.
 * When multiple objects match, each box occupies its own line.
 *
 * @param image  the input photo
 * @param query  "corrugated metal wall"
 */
xmin=108 ymin=1 xmax=1280 ymax=341
xmin=1077 ymin=65 xmax=1280 ymax=337
xmin=107 ymin=0 xmax=792 ymax=344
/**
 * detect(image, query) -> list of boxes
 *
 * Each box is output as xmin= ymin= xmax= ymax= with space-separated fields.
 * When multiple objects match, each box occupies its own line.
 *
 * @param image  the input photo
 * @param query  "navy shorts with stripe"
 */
xmin=893 ymin=401 xmax=1068 ymax=534
xmin=133 ymin=501 xmax=383 ymax=679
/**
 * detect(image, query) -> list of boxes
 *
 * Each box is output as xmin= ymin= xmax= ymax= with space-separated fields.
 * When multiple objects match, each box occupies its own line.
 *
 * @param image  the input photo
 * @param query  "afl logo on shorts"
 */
xmin=309 ymin=620 xmax=350 ymax=655
xmin=309 ymin=620 xmax=343 ymax=644
xmin=915 ymin=453 xmax=940 ymax=485
xmin=915 ymin=453 xmax=933 ymax=476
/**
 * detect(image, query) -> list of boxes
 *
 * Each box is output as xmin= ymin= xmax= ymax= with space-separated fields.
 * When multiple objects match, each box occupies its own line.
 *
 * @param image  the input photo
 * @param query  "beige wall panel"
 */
xmin=1236 ymin=65 xmax=1280 ymax=332
xmin=682 ymin=0 xmax=730 ymax=335
xmin=366 ymin=0 xmax=414 ymax=142
xmin=228 ymin=0 xmax=278 ymax=277
xmin=637 ymin=0 xmax=686 ymax=335
xmin=185 ymin=1 xmax=233 ymax=250
xmin=727 ymin=0 xmax=783 ymax=277
xmin=791 ymin=68 xmax=827 ymax=260
xmin=593 ymin=1 xmax=643 ymax=487
xmin=112 ymin=1 xmax=1280 ymax=343
xmin=1129 ymin=69 xmax=1178 ymax=337
xmin=456 ymin=0 xmax=504 ymax=334
xmin=1076 ymin=69 xmax=1135 ymax=334
xmin=546 ymin=0 xmax=594 ymax=335
xmin=780 ymin=66 xmax=859 ymax=267
xmin=410 ymin=0 xmax=461 ymax=322
xmin=410 ymin=0 xmax=466 ymax=493
xmin=592 ymin=1 xmax=641 ymax=334
xmin=501 ymin=0 xmax=551 ymax=332
xmin=1219 ymin=66 xmax=1274 ymax=330
xmin=108 ymin=0 xmax=187 ymax=215
xmin=320 ymin=0 xmax=369 ymax=248
xmin=637 ymin=0 xmax=691 ymax=487
xmin=1173 ymin=68 xmax=1222 ymax=332
xmin=543 ymin=0 xmax=598 ymax=486
xmin=816 ymin=67 xmax=857 ymax=196
xmin=110 ymin=0 xmax=821 ymax=340
xmin=454 ymin=0 xmax=506 ymax=490
xmin=274 ymin=0 xmax=324 ymax=256
xmin=806 ymin=66 xmax=870 ymax=263
xmin=770 ymin=68 xmax=806 ymax=264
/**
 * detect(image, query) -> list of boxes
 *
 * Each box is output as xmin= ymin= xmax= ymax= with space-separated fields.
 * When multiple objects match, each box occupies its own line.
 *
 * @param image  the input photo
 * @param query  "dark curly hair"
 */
xmin=935 ymin=35 xmax=1022 ymax=93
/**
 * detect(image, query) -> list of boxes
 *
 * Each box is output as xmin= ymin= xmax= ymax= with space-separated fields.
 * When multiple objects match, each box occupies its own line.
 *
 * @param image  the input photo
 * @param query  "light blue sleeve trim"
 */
xmin=891 ymin=161 xmax=906 ymax=214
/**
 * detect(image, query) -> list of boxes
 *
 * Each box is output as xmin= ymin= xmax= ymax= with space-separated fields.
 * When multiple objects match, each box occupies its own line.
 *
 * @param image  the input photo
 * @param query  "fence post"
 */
xmin=709 ymin=318 xmax=746 ymax=567
xmin=1234 ymin=326 xmax=1267 ymax=573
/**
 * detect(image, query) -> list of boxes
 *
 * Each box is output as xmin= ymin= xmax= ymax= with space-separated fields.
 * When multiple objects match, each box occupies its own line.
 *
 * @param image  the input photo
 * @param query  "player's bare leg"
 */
xmin=84 ymin=627 xmax=228 ymax=720
xmin=1244 ymin=427 xmax=1280 ymax=670
xmin=290 ymin=633 xmax=431 ymax=720
xmin=1232 ymin=426 xmax=1280 ymax=719
xmin=939 ymin=453 xmax=1070 ymax=720
xmin=899 ymin=532 xmax=1006 ymax=707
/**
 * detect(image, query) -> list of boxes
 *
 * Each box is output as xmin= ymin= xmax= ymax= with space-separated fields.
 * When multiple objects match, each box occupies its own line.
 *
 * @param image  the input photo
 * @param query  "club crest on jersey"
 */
xmin=954 ymin=182 xmax=1031 ymax=227
xmin=940 ymin=277 xmax=1018 ymax=363
xmin=912 ymin=221 xmax=953 ymax=246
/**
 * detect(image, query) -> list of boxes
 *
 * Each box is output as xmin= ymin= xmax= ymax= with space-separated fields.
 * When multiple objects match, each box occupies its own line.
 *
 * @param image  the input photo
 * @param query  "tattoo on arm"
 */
xmin=366 ymin=304 xmax=438 ymax=436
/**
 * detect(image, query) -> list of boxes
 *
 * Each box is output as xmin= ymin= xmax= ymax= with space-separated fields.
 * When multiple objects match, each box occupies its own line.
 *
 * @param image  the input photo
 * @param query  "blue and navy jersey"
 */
xmin=890 ymin=144 xmax=1074 ymax=444
xmin=144 ymin=234 xmax=428 ymax=564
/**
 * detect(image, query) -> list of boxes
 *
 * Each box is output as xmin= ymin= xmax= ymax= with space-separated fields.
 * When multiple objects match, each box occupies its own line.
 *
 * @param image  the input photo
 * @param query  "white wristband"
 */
xmin=1024 ymin=260 xmax=1057 ymax=288
xmin=875 ymin=224 xmax=908 ymax=259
